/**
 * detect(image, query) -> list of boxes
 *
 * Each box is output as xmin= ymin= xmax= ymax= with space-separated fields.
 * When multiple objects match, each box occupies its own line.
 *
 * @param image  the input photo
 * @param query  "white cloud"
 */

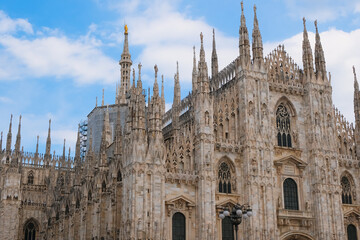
xmin=264 ymin=28 xmax=360 ymax=122
xmin=0 ymin=96 xmax=12 ymax=103
xmin=355 ymin=3 xmax=360 ymax=13
xmin=0 ymin=10 xmax=33 ymax=34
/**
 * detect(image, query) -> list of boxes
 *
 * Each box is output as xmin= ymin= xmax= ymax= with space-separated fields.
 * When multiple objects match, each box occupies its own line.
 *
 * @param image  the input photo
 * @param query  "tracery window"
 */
xmin=283 ymin=178 xmax=299 ymax=210
xmin=27 ymin=172 xmax=34 ymax=185
xmin=172 ymin=212 xmax=186 ymax=240
xmin=276 ymin=104 xmax=292 ymax=147
xmin=347 ymin=224 xmax=358 ymax=240
xmin=342 ymin=176 xmax=353 ymax=204
xmin=24 ymin=221 xmax=36 ymax=240
xmin=218 ymin=162 xmax=231 ymax=194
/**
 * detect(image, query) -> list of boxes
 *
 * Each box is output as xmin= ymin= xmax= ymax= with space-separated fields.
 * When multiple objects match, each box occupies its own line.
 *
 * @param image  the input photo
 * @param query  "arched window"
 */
xmin=76 ymin=199 xmax=80 ymax=209
xmin=276 ymin=104 xmax=292 ymax=147
xmin=172 ymin=212 xmax=186 ymax=240
xmin=222 ymin=216 xmax=234 ymax=240
xmin=24 ymin=220 xmax=37 ymax=240
xmin=347 ymin=224 xmax=358 ymax=240
xmin=102 ymin=181 xmax=106 ymax=192
xmin=283 ymin=178 xmax=299 ymax=210
xmin=27 ymin=172 xmax=34 ymax=185
xmin=218 ymin=162 xmax=231 ymax=194
xmin=117 ymin=170 xmax=122 ymax=182
xmin=342 ymin=176 xmax=353 ymax=204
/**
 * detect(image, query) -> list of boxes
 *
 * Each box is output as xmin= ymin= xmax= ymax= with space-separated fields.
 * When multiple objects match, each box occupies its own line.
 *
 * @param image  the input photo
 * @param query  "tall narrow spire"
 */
xmin=114 ymin=106 xmax=122 ymax=156
xmin=119 ymin=24 xmax=132 ymax=95
xmin=239 ymin=1 xmax=250 ymax=65
xmin=173 ymin=62 xmax=181 ymax=106
xmin=45 ymin=119 xmax=51 ymax=157
xmin=211 ymin=29 xmax=219 ymax=77
xmin=252 ymin=4 xmax=263 ymax=65
xmin=302 ymin=17 xmax=314 ymax=78
xmin=153 ymin=65 xmax=159 ymax=97
xmin=14 ymin=115 xmax=21 ymax=153
xmin=132 ymin=68 xmax=136 ymax=89
xmin=62 ymin=139 xmax=66 ymax=162
xmin=137 ymin=63 xmax=142 ymax=91
xmin=35 ymin=135 xmax=39 ymax=158
xmin=6 ymin=114 xmax=12 ymax=153
xmin=198 ymin=33 xmax=209 ymax=94
xmin=75 ymin=125 xmax=81 ymax=165
xmin=354 ymin=66 xmax=358 ymax=91
xmin=192 ymin=46 xmax=198 ymax=93
xmin=314 ymin=20 xmax=327 ymax=80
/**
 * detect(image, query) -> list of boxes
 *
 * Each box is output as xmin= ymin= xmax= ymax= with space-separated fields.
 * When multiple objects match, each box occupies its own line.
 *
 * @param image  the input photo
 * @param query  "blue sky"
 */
xmin=0 ymin=0 xmax=360 ymax=155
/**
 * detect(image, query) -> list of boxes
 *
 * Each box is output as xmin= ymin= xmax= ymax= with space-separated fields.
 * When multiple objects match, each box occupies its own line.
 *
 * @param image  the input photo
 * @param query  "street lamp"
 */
xmin=219 ymin=204 xmax=252 ymax=240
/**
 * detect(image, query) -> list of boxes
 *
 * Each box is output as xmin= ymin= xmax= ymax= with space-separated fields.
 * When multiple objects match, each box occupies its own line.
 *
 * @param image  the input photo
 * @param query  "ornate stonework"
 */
xmin=1 ymin=3 xmax=360 ymax=240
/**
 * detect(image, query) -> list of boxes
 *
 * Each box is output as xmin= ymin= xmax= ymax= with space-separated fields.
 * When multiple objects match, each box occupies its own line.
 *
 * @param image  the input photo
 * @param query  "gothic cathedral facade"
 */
xmin=0 ymin=3 xmax=359 ymax=240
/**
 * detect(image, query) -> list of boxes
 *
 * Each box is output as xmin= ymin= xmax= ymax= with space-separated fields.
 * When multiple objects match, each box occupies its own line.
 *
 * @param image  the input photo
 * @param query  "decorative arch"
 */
xmin=275 ymin=97 xmax=297 ymax=148
xmin=24 ymin=218 xmax=40 ymax=240
xmin=117 ymin=169 xmax=122 ymax=182
xmin=216 ymin=156 xmax=236 ymax=194
xmin=281 ymin=232 xmax=314 ymax=240
xmin=341 ymin=171 xmax=356 ymax=204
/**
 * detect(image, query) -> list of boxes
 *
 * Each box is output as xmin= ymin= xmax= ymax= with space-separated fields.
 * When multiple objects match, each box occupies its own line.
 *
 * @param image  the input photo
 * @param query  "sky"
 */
xmin=0 ymin=0 xmax=359 ymax=156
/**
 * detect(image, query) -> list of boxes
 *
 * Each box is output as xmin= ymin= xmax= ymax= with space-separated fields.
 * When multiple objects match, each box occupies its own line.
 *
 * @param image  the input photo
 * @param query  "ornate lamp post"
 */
xmin=219 ymin=204 xmax=252 ymax=240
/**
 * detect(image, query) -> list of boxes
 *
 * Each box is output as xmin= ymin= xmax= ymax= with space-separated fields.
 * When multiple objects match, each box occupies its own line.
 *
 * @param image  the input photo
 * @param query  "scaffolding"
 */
xmin=79 ymin=120 xmax=88 ymax=160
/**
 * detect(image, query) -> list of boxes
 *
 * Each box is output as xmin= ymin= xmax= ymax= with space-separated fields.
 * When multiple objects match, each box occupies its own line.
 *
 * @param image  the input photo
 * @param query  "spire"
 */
xmin=239 ymin=1 xmax=250 ymax=65
xmin=114 ymin=106 xmax=122 ymax=156
xmin=62 ymin=139 xmax=66 ymax=161
xmin=137 ymin=63 xmax=143 ymax=91
xmin=132 ymin=68 xmax=136 ymax=89
xmin=45 ymin=119 xmax=51 ymax=156
xmin=99 ymin=110 xmax=109 ymax=166
xmin=354 ymin=66 xmax=359 ymax=91
xmin=211 ymin=29 xmax=219 ymax=77
xmin=35 ymin=135 xmax=39 ymax=157
xmin=6 ymin=114 xmax=12 ymax=153
xmin=148 ymin=87 xmax=151 ymax=106
xmin=75 ymin=125 xmax=81 ymax=165
xmin=102 ymin=89 xmax=104 ymax=106
xmin=14 ymin=115 xmax=21 ymax=153
xmin=198 ymin=33 xmax=209 ymax=94
xmin=314 ymin=20 xmax=327 ymax=80
xmin=192 ymin=46 xmax=197 ymax=93
xmin=252 ymin=4 xmax=263 ymax=65
xmin=302 ymin=17 xmax=314 ymax=78
xmin=119 ymin=24 xmax=132 ymax=94
xmin=173 ymin=61 xmax=181 ymax=106
xmin=153 ymin=65 xmax=159 ymax=97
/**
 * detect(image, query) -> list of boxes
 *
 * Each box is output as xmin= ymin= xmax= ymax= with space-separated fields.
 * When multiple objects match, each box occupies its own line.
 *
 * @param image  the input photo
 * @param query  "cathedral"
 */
xmin=1 ymin=2 xmax=360 ymax=240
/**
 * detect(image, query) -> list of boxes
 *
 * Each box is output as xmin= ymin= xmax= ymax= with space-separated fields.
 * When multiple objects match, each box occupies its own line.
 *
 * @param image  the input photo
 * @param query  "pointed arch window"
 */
xmin=27 ymin=172 xmax=34 ymax=185
xmin=102 ymin=181 xmax=106 ymax=192
xmin=341 ymin=176 xmax=353 ymax=204
xmin=172 ymin=212 xmax=186 ymax=240
xmin=65 ymin=204 xmax=69 ymax=215
xmin=276 ymin=104 xmax=292 ymax=147
xmin=117 ymin=170 xmax=122 ymax=182
xmin=283 ymin=178 xmax=299 ymax=210
xmin=347 ymin=224 xmax=358 ymax=240
xmin=218 ymin=162 xmax=231 ymax=194
xmin=76 ymin=199 xmax=80 ymax=209
xmin=24 ymin=220 xmax=37 ymax=240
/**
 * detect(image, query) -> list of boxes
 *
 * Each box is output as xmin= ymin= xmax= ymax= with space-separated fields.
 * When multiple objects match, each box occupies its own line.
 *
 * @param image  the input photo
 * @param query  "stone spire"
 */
xmin=161 ymin=75 xmax=165 ymax=115
xmin=74 ymin=125 xmax=81 ymax=167
xmin=211 ymin=29 xmax=219 ymax=77
xmin=239 ymin=1 xmax=250 ymax=65
xmin=252 ymin=4 xmax=263 ymax=65
xmin=119 ymin=24 xmax=132 ymax=96
xmin=314 ymin=20 xmax=327 ymax=80
xmin=198 ymin=33 xmax=209 ymax=94
xmin=45 ymin=119 xmax=51 ymax=157
xmin=14 ymin=115 xmax=21 ymax=154
xmin=114 ymin=106 xmax=122 ymax=156
xmin=302 ymin=17 xmax=314 ymax=78
xmin=35 ymin=135 xmax=39 ymax=159
xmin=153 ymin=65 xmax=159 ymax=97
xmin=137 ymin=63 xmax=143 ymax=91
xmin=192 ymin=46 xmax=198 ymax=93
xmin=354 ymin=66 xmax=359 ymax=91
xmin=6 ymin=114 xmax=12 ymax=153
xmin=173 ymin=62 xmax=181 ymax=106
xmin=62 ymin=139 xmax=66 ymax=166
xmin=132 ymin=68 xmax=136 ymax=89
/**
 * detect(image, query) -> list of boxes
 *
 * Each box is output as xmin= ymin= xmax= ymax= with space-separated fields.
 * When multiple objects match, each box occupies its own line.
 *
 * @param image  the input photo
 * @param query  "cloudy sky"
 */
xmin=0 ymin=0 xmax=359 ymax=155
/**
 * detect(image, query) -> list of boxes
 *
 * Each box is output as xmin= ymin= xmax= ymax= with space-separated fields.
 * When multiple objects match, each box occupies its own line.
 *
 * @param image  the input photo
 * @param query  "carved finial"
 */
xmin=254 ymin=4 xmax=257 ymax=14
xmin=154 ymin=64 xmax=158 ymax=78
xmin=138 ymin=63 xmax=142 ymax=74
xmin=314 ymin=20 xmax=318 ymax=32
xmin=200 ymin=32 xmax=203 ymax=44
xmin=303 ymin=17 xmax=306 ymax=29
xmin=241 ymin=1 xmax=244 ymax=12
xmin=353 ymin=66 xmax=357 ymax=77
